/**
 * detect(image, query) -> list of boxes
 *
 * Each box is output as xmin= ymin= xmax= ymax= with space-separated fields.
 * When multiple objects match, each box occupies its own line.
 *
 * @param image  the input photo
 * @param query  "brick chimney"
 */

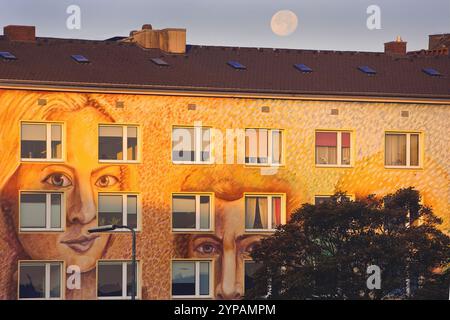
xmin=122 ymin=24 xmax=186 ymax=54
xmin=384 ymin=36 xmax=407 ymax=56
xmin=4 ymin=25 xmax=36 ymax=42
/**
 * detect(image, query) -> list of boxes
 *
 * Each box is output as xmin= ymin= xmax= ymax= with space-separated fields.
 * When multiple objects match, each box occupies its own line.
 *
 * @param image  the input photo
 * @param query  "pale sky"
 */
xmin=1 ymin=0 xmax=449 ymax=52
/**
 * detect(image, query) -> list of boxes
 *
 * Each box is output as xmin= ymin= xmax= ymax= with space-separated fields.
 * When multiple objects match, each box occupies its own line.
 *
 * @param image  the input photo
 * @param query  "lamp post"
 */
xmin=88 ymin=224 xmax=137 ymax=300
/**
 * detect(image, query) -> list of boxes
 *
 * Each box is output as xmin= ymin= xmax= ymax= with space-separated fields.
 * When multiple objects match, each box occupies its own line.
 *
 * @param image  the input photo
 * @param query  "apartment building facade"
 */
xmin=0 ymin=25 xmax=449 ymax=300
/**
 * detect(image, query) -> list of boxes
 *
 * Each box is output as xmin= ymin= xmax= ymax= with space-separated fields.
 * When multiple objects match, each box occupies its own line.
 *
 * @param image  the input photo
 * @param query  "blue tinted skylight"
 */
xmin=0 ymin=51 xmax=17 ymax=60
xmin=422 ymin=68 xmax=441 ymax=77
xmin=358 ymin=66 xmax=376 ymax=75
xmin=227 ymin=61 xmax=246 ymax=70
xmin=294 ymin=63 xmax=313 ymax=73
xmin=151 ymin=57 xmax=169 ymax=66
xmin=71 ymin=54 xmax=90 ymax=63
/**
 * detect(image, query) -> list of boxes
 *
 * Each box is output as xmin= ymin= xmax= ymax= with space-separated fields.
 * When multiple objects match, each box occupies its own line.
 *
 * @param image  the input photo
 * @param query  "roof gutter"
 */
xmin=0 ymin=81 xmax=449 ymax=105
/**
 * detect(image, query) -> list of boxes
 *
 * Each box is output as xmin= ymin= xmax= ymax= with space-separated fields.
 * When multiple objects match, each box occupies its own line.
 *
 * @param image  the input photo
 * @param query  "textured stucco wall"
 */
xmin=0 ymin=89 xmax=448 ymax=299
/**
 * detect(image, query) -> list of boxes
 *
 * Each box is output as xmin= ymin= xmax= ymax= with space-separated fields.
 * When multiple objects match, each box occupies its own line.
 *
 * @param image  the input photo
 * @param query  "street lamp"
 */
xmin=88 ymin=224 xmax=137 ymax=300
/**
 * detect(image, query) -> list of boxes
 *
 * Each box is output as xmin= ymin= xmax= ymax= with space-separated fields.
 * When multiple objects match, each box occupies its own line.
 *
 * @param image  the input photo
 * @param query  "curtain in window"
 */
xmin=385 ymin=134 xmax=406 ymax=165
xmin=172 ymin=128 xmax=195 ymax=161
xmin=272 ymin=130 xmax=282 ymax=164
xmin=245 ymin=129 xmax=268 ymax=163
xmin=410 ymin=134 xmax=419 ymax=166
xmin=341 ymin=132 xmax=351 ymax=165
xmin=316 ymin=132 xmax=337 ymax=164
xmin=272 ymin=197 xmax=281 ymax=228
xmin=246 ymin=197 xmax=268 ymax=229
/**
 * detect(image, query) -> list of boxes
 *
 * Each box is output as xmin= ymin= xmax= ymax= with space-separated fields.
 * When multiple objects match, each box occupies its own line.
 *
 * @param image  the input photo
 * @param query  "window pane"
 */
xmin=51 ymin=125 xmax=62 ymax=159
xmin=316 ymin=132 xmax=337 ymax=165
xmin=19 ymin=263 xmax=46 ymax=299
xmin=21 ymin=124 xmax=47 ymax=159
xmin=257 ymin=129 xmax=268 ymax=163
xmin=272 ymin=130 xmax=282 ymax=164
xmin=244 ymin=262 xmax=262 ymax=292
xmin=127 ymin=127 xmax=138 ymax=161
xmin=99 ymin=126 xmax=123 ymax=160
xmin=172 ymin=262 xmax=195 ymax=296
xmin=245 ymin=197 xmax=268 ymax=229
xmin=385 ymin=134 xmax=406 ymax=166
xmin=199 ymin=196 xmax=210 ymax=229
xmin=49 ymin=263 xmax=61 ymax=298
xmin=50 ymin=193 xmax=61 ymax=229
xmin=271 ymin=197 xmax=282 ymax=228
xmin=315 ymin=196 xmax=331 ymax=205
xmin=245 ymin=129 xmax=268 ymax=164
xmin=201 ymin=128 xmax=211 ymax=162
xmin=410 ymin=134 xmax=419 ymax=166
xmin=21 ymin=193 xmax=46 ymax=228
xmin=127 ymin=195 xmax=138 ymax=229
xmin=126 ymin=262 xmax=138 ymax=297
xmin=172 ymin=195 xmax=196 ymax=229
xmin=172 ymin=127 xmax=195 ymax=162
xmin=199 ymin=262 xmax=210 ymax=296
xmin=98 ymin=262 xmax=123 ymax=297
xmin=341 ymin=132 xmax=351 ymax=165
xmin=98 ymin=195 xmax=123 ymax=226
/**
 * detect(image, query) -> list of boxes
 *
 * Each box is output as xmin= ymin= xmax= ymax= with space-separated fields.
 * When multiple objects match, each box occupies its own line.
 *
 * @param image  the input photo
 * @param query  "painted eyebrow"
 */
xmin=236 ymin=234 xmax=260 ymax=242
xmin=192 ymin=234 xmax=222 ymax=242
xmin=91 ymin=164 xmax=122 ymax=176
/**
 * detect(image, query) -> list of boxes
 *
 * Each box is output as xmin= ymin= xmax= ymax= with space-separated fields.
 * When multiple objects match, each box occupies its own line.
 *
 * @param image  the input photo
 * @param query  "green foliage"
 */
xmin=247 ymin=188 xmax=450 ymax=300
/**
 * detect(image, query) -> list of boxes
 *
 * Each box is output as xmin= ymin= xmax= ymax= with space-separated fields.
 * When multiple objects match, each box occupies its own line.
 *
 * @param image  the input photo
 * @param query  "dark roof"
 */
xmin=0 ymin=36 xmax=449 ymax=99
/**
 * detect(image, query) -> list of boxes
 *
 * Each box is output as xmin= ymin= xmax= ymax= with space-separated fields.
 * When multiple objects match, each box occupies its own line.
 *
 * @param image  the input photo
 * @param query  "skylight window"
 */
xmin=358 ymin=66 xmax=376 ymax=75
xmin=0 ymin=51 xmax=17 ymax=60
xmin=227 ymin=61 xmax=246 ymax=70
xmin=422 ymin=68 xmax=442 ymax=77
xmin=71 ymin=54 xmax=90 ymax=63
xmin=151 ymin=57 xmax=169 ymax=66
xmin=294 ymin=63 xmax=313 ymax=73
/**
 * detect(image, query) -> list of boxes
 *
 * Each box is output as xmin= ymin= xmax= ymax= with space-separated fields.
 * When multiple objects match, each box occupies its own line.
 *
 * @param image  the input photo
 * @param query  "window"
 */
xmin=314 ymin=195 xmax=352 ymax=205
xmin=21 ymin=122 xmax=63 ymax=161
xmin=98 ymin=194 xmax=139 ymax=230
xmin=18 ymin=262 xmax=63 ymax=299
xmin=385 ymin=132 xmax=421 ymax=167
xmin=97 ymin=261 xmax=139 ymax=299
xmin=245 ymin=194 xmax=285 ymax=231
xmin=99 ymin=125 xmax=139 ymax=162
xmin=172 ymin=261 xmax=211 ymax=298
xmin=244 ymin=261 xmax=263 ymax=293
xmin=245 ymin=129 xmax=283 ymax=165
xmin=315 ymin=131 xmax=351 ymax=166
xmin=172 ymin=126 xmax=212 ymax=164
xmin=172 ymin=194 xmax=212 ymax=231
xmin=20 ymin=192 xmax=63 ymax=231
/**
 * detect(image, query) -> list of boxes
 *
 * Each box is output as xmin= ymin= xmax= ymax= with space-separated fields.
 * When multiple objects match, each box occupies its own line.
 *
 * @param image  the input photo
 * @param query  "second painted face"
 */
xmin=4 ymin=107 xmax=136 ymax=271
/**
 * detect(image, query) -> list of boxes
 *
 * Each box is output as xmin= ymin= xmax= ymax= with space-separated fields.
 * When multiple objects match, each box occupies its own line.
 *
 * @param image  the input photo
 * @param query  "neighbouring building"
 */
xmin=0 ymin=24 xmax=449 ymax=300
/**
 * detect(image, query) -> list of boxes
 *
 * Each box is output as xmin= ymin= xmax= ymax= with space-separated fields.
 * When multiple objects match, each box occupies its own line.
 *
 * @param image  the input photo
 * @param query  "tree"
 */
xmin=246 ymin=188 xmax=450 ymax=300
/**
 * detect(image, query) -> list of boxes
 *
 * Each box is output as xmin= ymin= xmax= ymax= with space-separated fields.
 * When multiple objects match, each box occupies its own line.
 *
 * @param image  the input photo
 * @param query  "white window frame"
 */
xmin=98 ymin=125 xmax=139 ymax=163
xmin=172 ymin=193 xmax=213 ymax=232
xmin=315 ymin=130 xmax=352 ymax=167
xmin=384 ymin=132 xmax=421 ymax=169
xmin=172 ymin=126 xmax=213 ymax=164
xmin=20 ymin=122 xmax=64 ymax=162
xmin=97 ymin=261 xmax=140 ymax=300
xmin=97 ymin=193 xmax=140 ymax=231
xmin=19 ymin=192 xmax=65 ymax=232
xmin=171 ymin=260 xmax=212 ymax=299
xmin=244 ymin=194 xmax=286 ymax=232
xmin=245 ymin=128 xmax=284 ymax=166
xmin=18 ymin=261 xmax=63 ymax=300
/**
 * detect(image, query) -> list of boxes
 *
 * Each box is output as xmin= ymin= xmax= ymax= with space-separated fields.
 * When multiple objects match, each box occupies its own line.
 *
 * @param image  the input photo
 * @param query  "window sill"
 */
xmin=172 ymin=229 xmax=214 ymax=233
xmin=20 ymin=159 xmax=65 ymax=163
xmin=244 ymin=163 xmax=284 ymax=167
xmin=98 ymin=160 xmax=140 ymax=164
xmin=384 ymin=166 xmax=423 ymax=170
xmin=19 ymin=228 xmax=64 ymax=233
xmin=172 ymin=161 xmax=214 ymax=165
xmin=315 ymin=164 xmax=352 ymax=168
xmin=245 ymin=229 xmax=277 ymax=234
xmin=172 ymin=296 xmax=213 ymax=300
xmin=97 ymin=296 xmax=141 ymax=300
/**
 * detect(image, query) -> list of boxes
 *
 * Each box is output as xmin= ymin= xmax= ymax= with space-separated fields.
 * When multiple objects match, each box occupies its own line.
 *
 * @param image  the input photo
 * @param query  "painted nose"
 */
xmin=67 ymin=177 xmax=96 ymax=225
xmin=215 ymin=249 xmax=243 ymax=299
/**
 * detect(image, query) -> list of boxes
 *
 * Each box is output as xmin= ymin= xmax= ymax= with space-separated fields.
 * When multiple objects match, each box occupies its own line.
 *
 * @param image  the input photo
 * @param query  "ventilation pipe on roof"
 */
xmin=3 ymin=25 xmax=36 ymax=42
xmin=122 ymin=24 xmax=186 ymax=54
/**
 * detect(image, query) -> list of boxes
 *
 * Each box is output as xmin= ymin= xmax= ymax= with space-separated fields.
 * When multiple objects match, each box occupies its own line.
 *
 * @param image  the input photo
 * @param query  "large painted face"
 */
xmin=187 ymin=198 xmax=263 ymax=299
xmin=3 ymin=107 xmax=133 ymax=271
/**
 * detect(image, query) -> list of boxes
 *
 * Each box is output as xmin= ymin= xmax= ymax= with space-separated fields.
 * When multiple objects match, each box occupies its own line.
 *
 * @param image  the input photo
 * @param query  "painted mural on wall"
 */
xmin=0 ymin=89 xmax=448 ymax=299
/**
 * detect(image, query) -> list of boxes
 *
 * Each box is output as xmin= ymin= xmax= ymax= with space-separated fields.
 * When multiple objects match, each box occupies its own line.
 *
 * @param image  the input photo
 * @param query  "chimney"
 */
xmin=4 ymin=25 xmax=36 ymax=42
xmin=384 ymin=36 xmax=407 ymax=56
xmin=122 ymin=24 xmax=186 ymax=54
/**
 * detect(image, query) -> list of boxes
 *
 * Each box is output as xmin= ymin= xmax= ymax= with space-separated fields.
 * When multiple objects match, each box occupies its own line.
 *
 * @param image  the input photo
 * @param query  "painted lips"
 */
xmin=60 ymin=234 xmax=99 ymax=253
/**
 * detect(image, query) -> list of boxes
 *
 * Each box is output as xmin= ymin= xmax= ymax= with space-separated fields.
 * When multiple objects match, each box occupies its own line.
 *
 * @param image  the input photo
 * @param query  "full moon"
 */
xmin=270 ymin=10 xmax=298 ymax=36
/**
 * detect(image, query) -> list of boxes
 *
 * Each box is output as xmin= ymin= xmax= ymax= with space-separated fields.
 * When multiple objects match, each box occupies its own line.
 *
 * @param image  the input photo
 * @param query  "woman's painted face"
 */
xmin=187 ymin=198 xmax=263 ymax=300
xmin=5 ymin=108 xmax=133 ymax=271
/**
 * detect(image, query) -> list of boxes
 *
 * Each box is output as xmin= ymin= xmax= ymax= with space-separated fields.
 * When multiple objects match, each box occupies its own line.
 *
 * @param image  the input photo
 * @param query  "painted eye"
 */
xmin=95 ymin=175 xmax=119 ymax=188
xmin=195 ymin=243 xmax=219 ymax=255
xmin=43 ymin=173 xmax=72 ymax=187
